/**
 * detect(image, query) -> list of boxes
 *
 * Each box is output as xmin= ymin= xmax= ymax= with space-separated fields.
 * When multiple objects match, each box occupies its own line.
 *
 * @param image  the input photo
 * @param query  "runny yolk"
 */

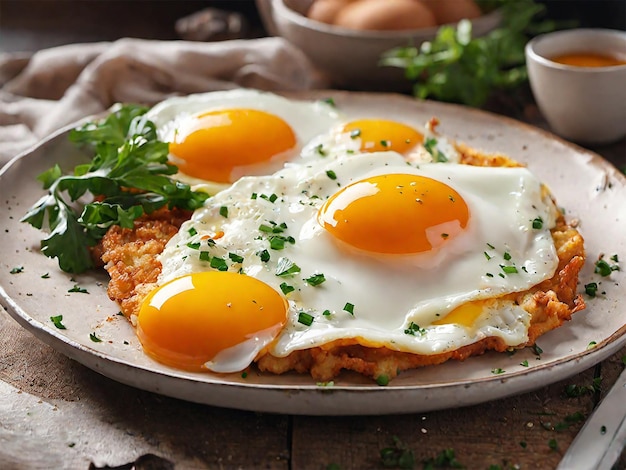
xmin=318 ymin=173 xmax=469 ymax=254
xmin=340 ymin=119 xmax=424 ymax=154
xmin=169 ymin=109 xmax=297 ymax=183
xmin=136 ymin=271 xmax=288 ymax=371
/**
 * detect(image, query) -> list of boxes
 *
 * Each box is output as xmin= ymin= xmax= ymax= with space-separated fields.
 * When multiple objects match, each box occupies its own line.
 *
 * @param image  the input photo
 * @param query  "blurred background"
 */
xmin=1 ymin=0 xmax=624 ymax=53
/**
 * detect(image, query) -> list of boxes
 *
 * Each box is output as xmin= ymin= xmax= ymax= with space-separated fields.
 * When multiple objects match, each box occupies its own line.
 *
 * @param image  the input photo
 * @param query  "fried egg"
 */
xmin=300 ymin=116 xmax=461 ymax=164
xmin=137 ymin=152 xmax=560 ymax=373
xmin=146 ymin=89 xmax=342 ymax=191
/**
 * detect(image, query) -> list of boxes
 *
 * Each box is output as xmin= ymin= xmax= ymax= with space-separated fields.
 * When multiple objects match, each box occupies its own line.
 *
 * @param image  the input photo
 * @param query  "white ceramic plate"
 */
xmin=1 ymin=91 xmax=625 ymax=415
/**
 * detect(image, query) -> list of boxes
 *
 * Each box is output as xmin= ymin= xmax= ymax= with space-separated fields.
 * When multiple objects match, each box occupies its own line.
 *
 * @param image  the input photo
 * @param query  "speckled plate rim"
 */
xmin=1 ymin=90 xmax=625 ymax=416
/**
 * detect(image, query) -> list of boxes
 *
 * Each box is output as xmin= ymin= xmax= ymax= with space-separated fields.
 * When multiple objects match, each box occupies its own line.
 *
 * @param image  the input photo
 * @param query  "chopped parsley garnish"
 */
xmin=10 ymin=266 xmax=24 ymax=274
xmin=375 ymin=375 xmax=389 ymax=386
xmin=520 ymin=360 xmax=529 ymax=367
xmin=322 ymin=97 xmax=336 ymax=107
xmin=260 ymin=193 xmax=278 ymax=203
xmin=280 ymin=282 xmax=295 ymax=295
xmin=68 ymin=284 xmax=89 ymax=294
xmin=423 ymin=137 xmax=448 ymax=162
xmin=322 ymin=309 xmax=331 ymax=316
xmin=532 ymin=216 xmax=544 ymax=229
xmin=500 ymin=265 xmax=518 ymax=274
xmin=219 ymin=206 xmax=228 ymax=218
xmin=326 ymin=170 xmax=337 ymax=180
xmin=269 ymin=235 xmax=295 ymax=250
xmin=228 ymin=252 xmax=244 ymax=263
xmin=584 ymin=282 xmax=598 ymax=297
xmin=491 ymin=368 xmax=505 ymax=375
xmin=305 ymin=273 xmax=326 ymax=286
xmin=89 ymin=332 xmax=103 ymax=343
xmin=594 ymin=256 xmax=620 ymax=276
xmin=276 ymin=257 xmax=300 ymax=277
xmin=50 ymin=315 xmax=66 ymax=329
xmin=404 ymin=322 xmax=426 ymax=336
xmin=210 ymin=256 xmax=228 ymax=271
xmin=21 ymin=105 xmax=209 ymax=274
xmin=503 ymin=252 xmax=512 ymax=261
xmin=258 ymin=249 xmax=271 ymax=262
xmin=297 ymin=311 xmax=314 ymax=326
xmin=343 ymin=302 xmax=355 ymax=315
xmin=199 ymin=251 xmax=211 ymax=262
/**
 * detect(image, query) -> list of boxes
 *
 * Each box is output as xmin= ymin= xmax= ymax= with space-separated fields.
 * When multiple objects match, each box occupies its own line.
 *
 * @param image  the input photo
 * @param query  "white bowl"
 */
xmin=525 ymin=28 xmax=626 ymax=144
xmin=257 ymin=0 xmax=501 ymax=90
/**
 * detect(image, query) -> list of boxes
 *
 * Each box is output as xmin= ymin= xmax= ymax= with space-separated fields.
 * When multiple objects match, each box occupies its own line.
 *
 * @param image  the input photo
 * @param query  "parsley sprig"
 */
xmin=21 ymin=104 xmax=209 ymax=274
xmin=380 ymin=0 xmax=557 ymax=107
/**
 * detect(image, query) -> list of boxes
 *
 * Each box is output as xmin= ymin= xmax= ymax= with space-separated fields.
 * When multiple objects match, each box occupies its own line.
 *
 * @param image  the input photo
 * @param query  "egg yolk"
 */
xmin=318 ymin=173 xmax=469 ymax=254
xmin=169 ymin=109 xmax=297 ymax=183
xmin=340 ymin=119 xmax=424 ymax=154
xmin=136 ymin=271 xmax=288 ymax=371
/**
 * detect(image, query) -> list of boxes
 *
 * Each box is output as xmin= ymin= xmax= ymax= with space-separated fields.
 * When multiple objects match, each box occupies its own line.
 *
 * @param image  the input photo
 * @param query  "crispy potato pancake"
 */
xmin=96 ymin=150 xmax=585 ymax=382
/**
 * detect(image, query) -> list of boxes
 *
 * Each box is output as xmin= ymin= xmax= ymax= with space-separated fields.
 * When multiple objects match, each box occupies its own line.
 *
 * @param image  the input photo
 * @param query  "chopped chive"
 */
xmin=520 ymin=360 xmax=529 ymax=367
xmin=350 ymin=128 xmax=361 ymax=139
xmin=343 ymin=302 xmax=355 ymax=315
xmin=326 ymin=170 xmax=337 ymax=180
xmin=199 ymin=251 xmax=211 ymax=262
xmin=322 ymin=97 xmax=335 ymax=107
xmin=298 ymin=311 xmax=314 ymax=326
xmin=219 ymin=206 xmax=228 ymax=218
xmin=186 ymin=241 xmax=201 ymax=250
xmin=228 ymin=252 xmax=244 ymax=263
xmin=41 ymin=273 xmax=50 ymax=279
xmin=10 ymin=266 xmax=24 ymax=274
xmin=187 ymin=227 xmax=198 ymax=236
xmin=491 ymin=368 xmax=505 ymax=375
xmin=322 ymin=309 xmax=331 ymax=316
xmin=487 ymin=243 xmax=495 ymax=250
xmin=315 ymin=144 xmax=327 ymax=157
xmin=380 ymin=140 xmax=390 ymax=148
xmin=251 ymin=192 xmax=258 ymax=199
xmin=484 ymin=251 xmax=492 ymax=260
xmin=500 ymin=265 xmax=518 ymax=274
xmin=503 ymin=252 xmax=512 ymax=261
xmin=532 ymin=217 xmax=543 ymax=229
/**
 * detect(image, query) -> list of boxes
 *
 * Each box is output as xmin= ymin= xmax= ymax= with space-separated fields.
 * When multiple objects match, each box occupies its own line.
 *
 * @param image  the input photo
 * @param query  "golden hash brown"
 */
xmin=97 ymin=207 xmax=191 ymax=321
xmin=95 ymin=150 xmax=585 ymax=382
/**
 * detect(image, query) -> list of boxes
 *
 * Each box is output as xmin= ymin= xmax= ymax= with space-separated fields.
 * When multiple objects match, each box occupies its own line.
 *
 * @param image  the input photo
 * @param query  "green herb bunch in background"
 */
xmin=381 ymin=0 xmax=562 ymax=107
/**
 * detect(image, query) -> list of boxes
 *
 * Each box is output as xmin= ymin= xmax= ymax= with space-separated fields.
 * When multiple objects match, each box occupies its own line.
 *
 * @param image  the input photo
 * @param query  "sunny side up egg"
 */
xmin=136 ymin=151 xmax=560 ymax=374
xmin=145 ymin=89 xmax=342 ymax=191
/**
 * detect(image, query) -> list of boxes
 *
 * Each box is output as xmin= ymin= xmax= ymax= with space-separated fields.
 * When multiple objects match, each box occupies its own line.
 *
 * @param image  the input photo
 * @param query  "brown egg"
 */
xmin=334 ymin=0 xmax=437 ymax=31
xmin=307 ymin=0 xmax=356 ymax=24
xmin=419 ymin=0 xmax=482 ymax=25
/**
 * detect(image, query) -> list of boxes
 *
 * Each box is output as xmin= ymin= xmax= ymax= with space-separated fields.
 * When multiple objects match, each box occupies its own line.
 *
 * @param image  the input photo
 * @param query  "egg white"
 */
xmin=158 ymin=152 xmax=560 ymax=370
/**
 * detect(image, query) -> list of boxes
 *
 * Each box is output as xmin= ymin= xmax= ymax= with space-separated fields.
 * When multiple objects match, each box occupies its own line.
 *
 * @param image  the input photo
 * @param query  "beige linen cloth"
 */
xmin=0 ymin=36 xmax=324 ymax=166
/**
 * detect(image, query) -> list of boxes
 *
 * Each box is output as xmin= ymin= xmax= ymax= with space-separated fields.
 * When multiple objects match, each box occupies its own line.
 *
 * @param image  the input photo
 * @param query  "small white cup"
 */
xmin=525 ymin=28 xmax=626 ymax=145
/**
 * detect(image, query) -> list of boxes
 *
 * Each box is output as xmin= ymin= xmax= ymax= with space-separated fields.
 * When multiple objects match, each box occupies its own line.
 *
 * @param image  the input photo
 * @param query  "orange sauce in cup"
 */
xmin=550 ymin=53 xmax=626 ymax=67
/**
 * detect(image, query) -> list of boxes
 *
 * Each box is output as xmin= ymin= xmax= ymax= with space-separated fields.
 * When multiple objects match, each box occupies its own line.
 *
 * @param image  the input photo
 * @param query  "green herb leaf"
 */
xmin=21 ymin=105 xmax=209 ymax=274
xmin=276 ymin=257 xmax=301 ymax=277
xmin=343 ymin=302 xmax=355 ymax=315
xmin=381 ymin=0 xmax=549 ymax=107
xmin=280 ymin=282 xmax=295 ymax=295
xmin=68 ymin=284 xmax=89 ymax=294
xmin=305 ymin=273 xmax=326 ymax=286
xmin=50 ymin=315 xmax=66 ymax=329
xmin=298 ymin=311 xmax=314 ymax=326
xmin=89 ymin=332 xmax=103 ymax=343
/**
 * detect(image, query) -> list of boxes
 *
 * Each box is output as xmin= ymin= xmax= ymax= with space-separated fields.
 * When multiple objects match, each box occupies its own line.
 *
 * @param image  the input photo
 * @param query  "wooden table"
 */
xmin=1 ymin=2 xmax=625 ymax=468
